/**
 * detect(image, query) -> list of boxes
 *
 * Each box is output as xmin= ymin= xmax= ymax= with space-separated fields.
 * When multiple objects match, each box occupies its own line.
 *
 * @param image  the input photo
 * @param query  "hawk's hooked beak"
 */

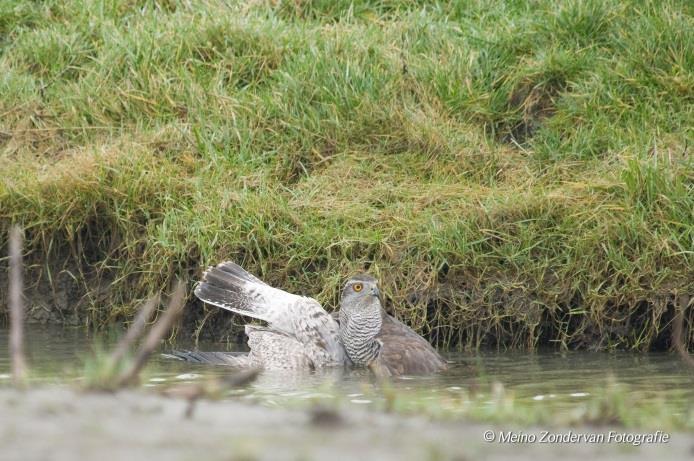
xmin=370 ymin=286 xmax=380 ymax=298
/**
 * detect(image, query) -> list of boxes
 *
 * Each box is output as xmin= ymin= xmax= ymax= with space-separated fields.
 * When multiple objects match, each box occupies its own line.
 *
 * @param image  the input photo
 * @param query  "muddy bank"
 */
xmin=0 ymin=255 xmax=242 ymax=343
xmin=0 ymin=387 xmax=691 ymax=461
xmin=0 ymin=255 xmax=691 ymax=351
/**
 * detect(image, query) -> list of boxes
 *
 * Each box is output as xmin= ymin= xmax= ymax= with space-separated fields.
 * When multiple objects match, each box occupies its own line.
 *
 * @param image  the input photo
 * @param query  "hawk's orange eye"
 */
xmin=353 ymin=283 xmax=363 ymax=292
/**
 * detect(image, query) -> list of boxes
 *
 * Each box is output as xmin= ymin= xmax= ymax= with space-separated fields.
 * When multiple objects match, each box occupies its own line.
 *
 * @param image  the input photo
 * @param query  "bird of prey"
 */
xmin=338 ymin=275 xmax=447 ymax=376
xmin=178 ymin=262 xmax=447 ymax=376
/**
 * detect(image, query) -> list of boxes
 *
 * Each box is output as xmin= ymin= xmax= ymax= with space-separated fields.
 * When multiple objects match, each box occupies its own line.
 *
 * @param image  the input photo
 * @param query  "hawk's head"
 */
xmin=339 ymin=274 xmax=382 ymax=315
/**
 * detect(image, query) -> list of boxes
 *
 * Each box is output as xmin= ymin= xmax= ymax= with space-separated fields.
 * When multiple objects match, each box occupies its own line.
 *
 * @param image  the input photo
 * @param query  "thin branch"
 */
xmin=117 ymin=281 xmax=186 ymax=386
xmin=107 ymin=294 xmax=160 ymax=370
xmin=3 ymin=126 xmax=120 ymax=133
xmin=174 ymin=367 xmax=261 ymax=419
xmin=672 ymin=295 xmax=694 ymax=369
xmin=8 ymin=225 xmax=28 ymax=386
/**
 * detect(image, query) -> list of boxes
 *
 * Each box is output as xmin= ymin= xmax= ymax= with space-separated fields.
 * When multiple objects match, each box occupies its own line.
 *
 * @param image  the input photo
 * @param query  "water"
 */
xmin=1 ymin=325 xmax=692 ymax=423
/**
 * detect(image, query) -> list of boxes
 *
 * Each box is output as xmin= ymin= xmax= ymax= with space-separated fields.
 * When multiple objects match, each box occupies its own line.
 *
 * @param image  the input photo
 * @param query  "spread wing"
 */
xmin=165 ymin=350 xmax=251 ymax=367
xmin=375 ymin=314 xmax=448 ymax=376
xmin=193 ymin=261 xmax=346 ymax=366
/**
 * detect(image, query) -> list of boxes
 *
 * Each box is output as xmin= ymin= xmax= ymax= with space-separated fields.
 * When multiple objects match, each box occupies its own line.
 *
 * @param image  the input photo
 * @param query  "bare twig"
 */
xmin=3 ymin=126 xmax=119 ymax=133
xmin=672 ymin=294 xmax=694 ymax=369
xmin=117 ymin=281 xmax=186 ymax=386
xmin=8 ymin=225 xmax=28 ymax=386
xmin=219 ymin=367 xmax=262 ymax=388
xmin=107 ymin=294 xmax=160 ymax=370
xmin=164 ymin=367 xmax=261 ymax=419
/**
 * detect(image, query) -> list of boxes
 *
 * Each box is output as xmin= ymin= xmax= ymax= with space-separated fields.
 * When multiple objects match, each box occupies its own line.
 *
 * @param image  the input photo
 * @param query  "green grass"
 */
xmin=365 ymin=376 xmax=694 ymax=430
xmin=267 ymin=373 xmax=693 ymax=430
xmin=0 ymin=0 xmax=692 ymax=349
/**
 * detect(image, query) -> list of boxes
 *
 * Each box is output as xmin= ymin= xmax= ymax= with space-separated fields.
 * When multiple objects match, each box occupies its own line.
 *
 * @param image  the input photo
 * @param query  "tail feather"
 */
xmin=164 ymin=350 xmax=250 ymax=367
xmin=194 ymin=262 xmax=273 ymax=322
xmin=214 ymin=262 xmax=267 ymax=285
xmin=194 ymin=282 xmax=265 ymax=319
xmin=204 ymin=265 xmax=254 ymax=291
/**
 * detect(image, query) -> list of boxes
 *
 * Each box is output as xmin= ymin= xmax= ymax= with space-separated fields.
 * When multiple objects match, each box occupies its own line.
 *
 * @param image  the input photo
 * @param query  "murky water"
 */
xmin=1 ymin=325 xmax=692 ymax=423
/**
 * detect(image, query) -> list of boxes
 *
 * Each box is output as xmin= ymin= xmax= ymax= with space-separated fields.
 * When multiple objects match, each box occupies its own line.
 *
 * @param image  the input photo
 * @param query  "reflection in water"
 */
xmin=0 ymin=325 xmax=692 ymax=417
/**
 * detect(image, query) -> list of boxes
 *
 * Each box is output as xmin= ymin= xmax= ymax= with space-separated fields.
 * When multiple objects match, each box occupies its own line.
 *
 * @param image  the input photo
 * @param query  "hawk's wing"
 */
xmin=375 ymin=314 xmax=448 ymax=376
xmin=194 ymin=261 xmax=346 ymax=366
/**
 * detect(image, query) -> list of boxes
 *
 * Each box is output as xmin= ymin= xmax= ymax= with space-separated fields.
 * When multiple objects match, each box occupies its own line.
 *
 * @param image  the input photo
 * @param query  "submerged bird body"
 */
xmin=184 ymin=263 xmax=446 ymax=375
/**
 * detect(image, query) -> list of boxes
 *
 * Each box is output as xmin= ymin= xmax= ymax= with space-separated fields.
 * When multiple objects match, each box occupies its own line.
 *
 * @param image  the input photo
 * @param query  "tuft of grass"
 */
xmin=284 ymin=374 xmax=693 ymax=431
xmin=378 ymin=376 xmax=694 ymax=431
xmin=0 ymin=0 xmax=692 ymax=350
xmin=81 ymin=339 xmax=130 ymax=391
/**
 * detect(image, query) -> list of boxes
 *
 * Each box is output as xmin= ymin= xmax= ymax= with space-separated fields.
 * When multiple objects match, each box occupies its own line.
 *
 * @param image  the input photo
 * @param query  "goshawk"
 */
xmin=176 ymin=262 xmax=447 ymax=376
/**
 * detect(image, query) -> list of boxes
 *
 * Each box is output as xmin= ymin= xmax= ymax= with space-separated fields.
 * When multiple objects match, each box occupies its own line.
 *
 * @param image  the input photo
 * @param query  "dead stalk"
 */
xmin=107 ymin=294 xmax=160 ymax=370
xmin=8 ymin=225 xmax=28 ymax=386
xmin=672 ymin=295 xmax=693 ymax=369
xmin=117 ymin=281 xmax=186 ymax=386
xmin=179 ymin=367 xmax=261 ymax=419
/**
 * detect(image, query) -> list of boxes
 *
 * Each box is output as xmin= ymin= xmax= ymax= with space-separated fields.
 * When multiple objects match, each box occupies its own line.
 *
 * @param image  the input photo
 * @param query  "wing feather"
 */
xmin=376 ymin=314 xmax=448 ymax=376
xmin=165 ymin=350 xmax=250 ymax=367
xmin=194 ymin=261 xmax=346 ymax=366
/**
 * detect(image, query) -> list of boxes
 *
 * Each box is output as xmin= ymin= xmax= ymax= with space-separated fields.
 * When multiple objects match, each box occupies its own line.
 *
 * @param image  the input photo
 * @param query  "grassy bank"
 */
xmin=1 ymin=0 xmax=692 ymax=349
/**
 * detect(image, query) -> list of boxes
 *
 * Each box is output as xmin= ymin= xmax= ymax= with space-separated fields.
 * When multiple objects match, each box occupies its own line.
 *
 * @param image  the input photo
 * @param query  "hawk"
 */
xmin=176 ymin=262 xmax=447 ymax=376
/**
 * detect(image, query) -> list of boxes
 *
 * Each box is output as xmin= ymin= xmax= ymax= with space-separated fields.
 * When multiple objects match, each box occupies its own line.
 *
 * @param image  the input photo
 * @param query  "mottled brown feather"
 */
xmin=374 ymin=313 xmax=448 ymax=376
